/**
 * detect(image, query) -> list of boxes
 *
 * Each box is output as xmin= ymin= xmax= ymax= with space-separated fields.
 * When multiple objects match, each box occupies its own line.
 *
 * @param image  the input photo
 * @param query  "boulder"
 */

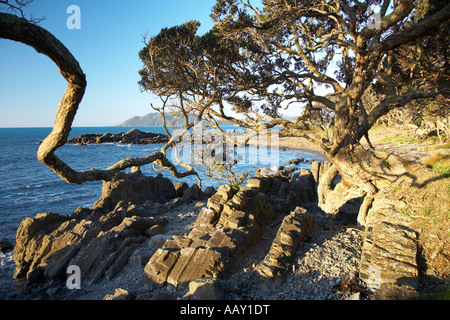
xmin=181 ymin=184 xmax=204 ymax=202
xmin=0 ymin=239 xmax=14 ymax=252
xmin=185 ymin=278 xmax=225 ymax=300
xmin=285 ymin=158 xmax=304 ymax=165
xmin=247 ymin=169 xmax=316 ymax=214
xmin=93 ymin=171 xmax=176 ymax=212
xmin=257 ymin=207 xmax=314 ymax=278
xmin=13 ymin=172 xmax=177 ymax=287
xmin=144 ymin=180 xmax=277 ymax=288
xmin=359 ymin=196 xmax=420 ymax=299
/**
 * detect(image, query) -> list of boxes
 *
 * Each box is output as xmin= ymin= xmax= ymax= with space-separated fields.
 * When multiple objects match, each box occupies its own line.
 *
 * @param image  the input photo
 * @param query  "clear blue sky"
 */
xmin=0 ymin=0 xmax=216 ymax=127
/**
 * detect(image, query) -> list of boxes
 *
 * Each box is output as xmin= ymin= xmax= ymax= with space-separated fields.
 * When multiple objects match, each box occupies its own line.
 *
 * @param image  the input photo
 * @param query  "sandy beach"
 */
xmin=268 ymin=127 xmax=449 ymax=164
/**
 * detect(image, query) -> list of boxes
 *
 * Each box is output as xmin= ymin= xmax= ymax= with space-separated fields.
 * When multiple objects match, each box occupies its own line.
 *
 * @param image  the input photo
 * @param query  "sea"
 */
xmin=0 ymin=126 xmax=323 ymax=299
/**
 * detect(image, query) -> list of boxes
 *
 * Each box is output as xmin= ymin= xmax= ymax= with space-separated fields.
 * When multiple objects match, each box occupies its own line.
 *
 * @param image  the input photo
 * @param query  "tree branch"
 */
xmin=377 ymin=3 xmax=450 ymax=53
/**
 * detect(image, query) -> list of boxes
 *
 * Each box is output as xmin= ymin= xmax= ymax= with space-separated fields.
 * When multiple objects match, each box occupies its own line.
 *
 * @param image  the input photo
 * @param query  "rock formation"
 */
xmin=93 ymin=171 xmax=176 ymax=212
xmin=11 ymin=161 xmax=448 ymax=300
xmin=12 ymin=166 xmax=317 ymax=294
xmin=13 ymin=171 xmax=177 ymax=285
xmin=67 ymin=128 xmax=169 ymax=145
xmin=256 ymin=207 xmax=314 ymax=278
xmin=144 ymin=169 xmax=317 ymax=288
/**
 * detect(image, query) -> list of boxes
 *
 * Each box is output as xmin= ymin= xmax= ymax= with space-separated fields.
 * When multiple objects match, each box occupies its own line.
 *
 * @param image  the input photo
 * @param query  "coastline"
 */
xmin=273 ymin=127 xmax=450 ymax=164
xmin=2 ymin=126 xmax=449 ymax=300
xmin=276 ymin=137 xmax=328 ymax=160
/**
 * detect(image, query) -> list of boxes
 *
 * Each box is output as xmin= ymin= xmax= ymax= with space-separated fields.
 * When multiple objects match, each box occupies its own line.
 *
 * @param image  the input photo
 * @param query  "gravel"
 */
xmin=220 ymin=216 xmax=366 ymax=300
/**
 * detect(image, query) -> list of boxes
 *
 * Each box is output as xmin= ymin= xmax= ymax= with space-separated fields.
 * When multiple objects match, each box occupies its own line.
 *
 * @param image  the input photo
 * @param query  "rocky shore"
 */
xmin=68 ymin=128 xmax=169 ymax=145
xmin=4 ymin=127 xmax=449 ymax=301
xmin=7 ymin=161 xmax=372 ymax=300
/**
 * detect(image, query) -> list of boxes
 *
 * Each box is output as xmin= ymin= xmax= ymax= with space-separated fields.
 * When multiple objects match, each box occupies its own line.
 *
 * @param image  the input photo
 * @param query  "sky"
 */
xmin=0 ymin=0 xmax=217 ymax=127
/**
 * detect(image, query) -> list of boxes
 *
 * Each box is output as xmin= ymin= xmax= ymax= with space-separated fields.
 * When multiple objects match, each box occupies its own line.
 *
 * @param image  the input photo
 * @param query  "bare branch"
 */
xmin=0 ymin=0 xmax=44 ymax=23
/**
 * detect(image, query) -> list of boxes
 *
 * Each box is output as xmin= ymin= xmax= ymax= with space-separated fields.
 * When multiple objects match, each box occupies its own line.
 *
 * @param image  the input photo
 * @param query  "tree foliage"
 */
xmin=140 ymin=1 xmax=449 ymax=160
xmin=210 ymin=0 xmax=449 ymax=155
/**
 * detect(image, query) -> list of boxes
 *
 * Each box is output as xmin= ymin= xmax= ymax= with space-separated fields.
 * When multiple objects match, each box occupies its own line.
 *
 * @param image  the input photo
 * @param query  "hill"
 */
xmin=115 ymin=113 xmax=167 ymax=127
xmin=115 ymin=112 xmax=237 ymax=127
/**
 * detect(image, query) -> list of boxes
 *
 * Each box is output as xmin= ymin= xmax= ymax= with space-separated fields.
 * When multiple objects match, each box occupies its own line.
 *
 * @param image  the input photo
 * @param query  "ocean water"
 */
xmin=0 ymin=126 xmax=323 ymax=298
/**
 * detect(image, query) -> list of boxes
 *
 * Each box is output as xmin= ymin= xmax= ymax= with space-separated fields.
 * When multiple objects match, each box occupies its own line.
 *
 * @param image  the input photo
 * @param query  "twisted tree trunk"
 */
xmin=318 ymin=142 xmax=409 ymax=226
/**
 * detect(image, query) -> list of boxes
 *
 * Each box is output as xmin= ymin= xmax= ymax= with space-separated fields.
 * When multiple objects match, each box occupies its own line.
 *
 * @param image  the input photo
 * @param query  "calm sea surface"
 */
xmin=0 ymin=126 xmax=322 ymax=298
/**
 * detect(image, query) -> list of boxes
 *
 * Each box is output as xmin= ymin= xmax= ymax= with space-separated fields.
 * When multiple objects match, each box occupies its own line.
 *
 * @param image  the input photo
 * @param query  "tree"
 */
xmin=0 ymin=2 xmax=200 ymax=185
xmin=139 ymin=0 xmax=449 ymax=224
xmin=209 ymin=0 xmax=449 ymax=219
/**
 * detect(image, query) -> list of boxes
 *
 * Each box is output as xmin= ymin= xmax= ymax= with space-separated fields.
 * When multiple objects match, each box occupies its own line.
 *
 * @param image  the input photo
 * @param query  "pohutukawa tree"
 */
xmin=208 ymin=0 xmax=449 ymax=222
xmin=139 ymin=0 xmax=449 ymax=224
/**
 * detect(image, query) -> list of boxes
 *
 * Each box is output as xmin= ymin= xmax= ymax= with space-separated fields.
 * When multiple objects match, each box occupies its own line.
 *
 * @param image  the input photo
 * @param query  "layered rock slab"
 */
xmin=359 ymin=197 xmax=419 ymax=299
xmin=145 ymin=169 xmax=318 ymax=288
xmin=257 ymin=207 xmax=314 ymax=278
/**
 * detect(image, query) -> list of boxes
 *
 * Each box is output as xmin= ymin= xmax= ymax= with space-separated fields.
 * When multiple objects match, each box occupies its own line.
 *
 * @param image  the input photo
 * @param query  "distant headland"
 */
xmin=115 ymin=112 xmax=236 ymax=127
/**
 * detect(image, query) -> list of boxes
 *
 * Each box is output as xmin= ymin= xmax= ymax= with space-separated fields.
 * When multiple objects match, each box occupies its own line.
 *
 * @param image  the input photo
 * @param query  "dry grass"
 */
xmin=424 ymin=143 xmax=450 ymax=152
xmin=423 ymin=152 xmax=450 ymax=168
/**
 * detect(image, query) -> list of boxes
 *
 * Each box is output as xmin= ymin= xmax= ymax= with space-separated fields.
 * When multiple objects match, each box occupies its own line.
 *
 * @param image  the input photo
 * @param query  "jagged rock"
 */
xmin=257 ymin=207 xmax=314 ymax=278
xmin=14 ymin=163 xmax=321 ymax=297
xmin=194 ymin=208 xmax=220 ymax=227
xmin=216 ymin=185 xmax=235 ymax=202
xmin=13 ymin=173 xmax=177 ymax=287
xmin=144 ymin=168 xmax=317 ymax=288
xmin=181 ymin=184 xmax=205 ymax=202
xmin=103 ymin=288 xmax=136 ymax=300
xmin=13 ymin=207 xmax=153 ymax=285
xmin=144 ymin=180 xmax=277 ymax=288
xmin=68 ymin=129 xmax=169 ymax=145
xmin=285 ymin=158 xmax=304 ymax=165
xmin=359 ymin=196 xmax=419 ymax=299
xmin=13 ymin=212 xmax=78 ymax=279
xmin=93 ymin=171 xmax=176 ymax=212
xmin=251 ymin=169 xmax=316 ymax=214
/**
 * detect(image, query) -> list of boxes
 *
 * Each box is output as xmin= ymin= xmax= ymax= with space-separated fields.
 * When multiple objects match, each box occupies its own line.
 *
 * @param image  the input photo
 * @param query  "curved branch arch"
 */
xmin=0 ymin=12 xmax=199 ymax=185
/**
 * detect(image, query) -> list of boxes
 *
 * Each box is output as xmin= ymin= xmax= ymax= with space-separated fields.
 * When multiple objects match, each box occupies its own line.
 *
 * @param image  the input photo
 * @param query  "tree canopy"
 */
xmin=140 ymin=0 xmax=449 ymax=157
xmin=138 ymin=0 xmax=449 ymax=220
